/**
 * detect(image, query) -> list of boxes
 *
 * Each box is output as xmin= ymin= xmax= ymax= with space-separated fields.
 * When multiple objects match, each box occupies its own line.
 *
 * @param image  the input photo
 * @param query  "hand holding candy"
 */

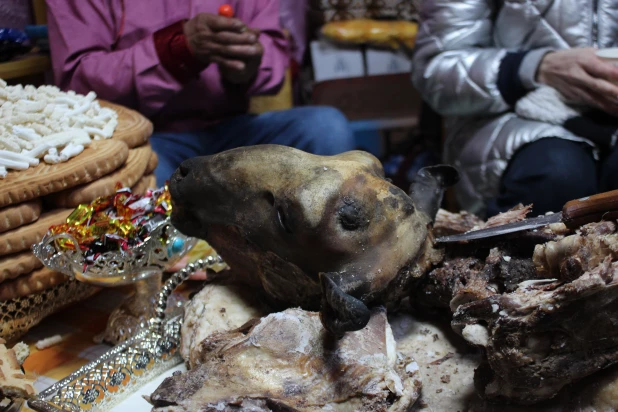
xmin=183 ymin=11 xmax=259 ymax=72
xmin=214 ymin=4 xmax=264 ymax=84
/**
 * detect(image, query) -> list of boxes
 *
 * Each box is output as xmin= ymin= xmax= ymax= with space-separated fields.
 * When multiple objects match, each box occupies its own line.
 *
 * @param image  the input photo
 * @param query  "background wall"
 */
xmin=0 ymin=0 xmax=32 ymax=29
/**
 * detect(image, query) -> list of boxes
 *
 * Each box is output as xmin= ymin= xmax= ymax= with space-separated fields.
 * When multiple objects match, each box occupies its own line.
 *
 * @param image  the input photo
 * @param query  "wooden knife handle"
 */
xmin=562 ymin=189 xmax=618 ymax=229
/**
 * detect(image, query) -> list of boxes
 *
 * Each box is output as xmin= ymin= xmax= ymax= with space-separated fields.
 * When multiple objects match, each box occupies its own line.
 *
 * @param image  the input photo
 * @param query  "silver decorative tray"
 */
xmin=29 ymin=316 xmax=183 ymax=412
xmin=27 ymin=255 xmax=224 ymax=412
xmin=32 ymin=219 xmax=197 ymax=286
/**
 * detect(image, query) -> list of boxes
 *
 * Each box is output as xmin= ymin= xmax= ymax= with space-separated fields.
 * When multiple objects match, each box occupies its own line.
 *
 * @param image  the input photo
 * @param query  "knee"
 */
xmin=601 ymin=145 xmax=618 ymax=190
xmin=501 ymin=139 xmax=597 ymax=213
xmin=542 ymin=162 xmax=594 ymax=196
xmin=605 ymin=146 xmax=618 ymax=174
xmin=292 ymin=106 xmax=356 ymax=155
xmin=512 ymin=140 xmax=595 ymax=192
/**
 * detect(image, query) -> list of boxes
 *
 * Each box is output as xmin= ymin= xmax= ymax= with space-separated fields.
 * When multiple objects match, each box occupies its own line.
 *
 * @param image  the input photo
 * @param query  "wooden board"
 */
xmin=0 ymin=54 xmax=51 ymax=81
xmin=0 ymin=251 xmax=43 ymax=283
xmin=46 ymin=145 xmax=153 ymax=208
xmin=0 ymin=139 xmax=129 ymax=208
xmin=0 ymin=200 xmax=42 ymax=234
xmin=101 ymin=101 xmax=153 ymax=149
xmin=0 ymin=209 xmax=72 ymax=257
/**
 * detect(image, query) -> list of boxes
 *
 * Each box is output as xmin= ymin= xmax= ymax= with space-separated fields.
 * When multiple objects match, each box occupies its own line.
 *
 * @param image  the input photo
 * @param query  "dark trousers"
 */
xmin=487 ymin=138 xmax=618 ymax=216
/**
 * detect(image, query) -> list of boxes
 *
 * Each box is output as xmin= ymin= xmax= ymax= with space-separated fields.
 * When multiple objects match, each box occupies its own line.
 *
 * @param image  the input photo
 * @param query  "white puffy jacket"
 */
xmin=412 ymin=0 xmax=618 ymax=214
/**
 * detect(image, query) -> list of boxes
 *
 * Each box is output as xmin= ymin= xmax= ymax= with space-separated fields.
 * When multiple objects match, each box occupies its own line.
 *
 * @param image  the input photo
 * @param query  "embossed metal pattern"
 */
xmin=0 ymin=280 xmax=98 ymax=341
xmin=31 ymin=220 xmax=197 ymax=286
xmin=27 ymin=255 xmax=225 ymax=412
xmin=29 ymin=317 xmax=183 ymax=412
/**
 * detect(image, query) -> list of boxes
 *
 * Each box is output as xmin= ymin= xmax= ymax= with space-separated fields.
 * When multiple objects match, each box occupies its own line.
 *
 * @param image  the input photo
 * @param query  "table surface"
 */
xmin=0 ymin=54 xmax=51 ymax=81
xmin=20 ymin=287 xmax=127 ymax=409
xmin=19 ymin=282 xmax=201 ymax=411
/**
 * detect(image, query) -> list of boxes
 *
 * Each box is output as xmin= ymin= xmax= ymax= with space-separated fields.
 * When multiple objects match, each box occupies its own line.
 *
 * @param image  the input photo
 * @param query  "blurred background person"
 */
xmin=47 ymin=0 xmax=355 ymax=185
xmin=412 ymin=0 xmax=618 ymax=216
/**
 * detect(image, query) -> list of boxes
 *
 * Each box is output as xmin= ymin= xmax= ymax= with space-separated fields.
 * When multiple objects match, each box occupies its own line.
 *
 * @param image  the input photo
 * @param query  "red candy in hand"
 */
xmin=218 ymin=4 xmax=234 ymax=17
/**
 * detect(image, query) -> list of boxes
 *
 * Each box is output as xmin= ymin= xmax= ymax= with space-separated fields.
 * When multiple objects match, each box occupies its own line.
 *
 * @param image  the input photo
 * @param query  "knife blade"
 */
xmin=436 ymin=213 xmax=562 ymax=243
xmin=435 ymin=189 xmax=618 ymax=243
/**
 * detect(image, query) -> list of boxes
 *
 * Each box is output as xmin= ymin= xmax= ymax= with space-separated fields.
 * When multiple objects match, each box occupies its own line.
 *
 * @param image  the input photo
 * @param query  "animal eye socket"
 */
xmin=338 ymin=203 xmax=363 ymax=231
xmin=277 ymin=207 xmax=293 ymax=234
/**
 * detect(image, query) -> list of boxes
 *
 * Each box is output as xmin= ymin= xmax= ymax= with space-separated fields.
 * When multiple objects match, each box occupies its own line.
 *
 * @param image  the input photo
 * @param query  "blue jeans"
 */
xmin=487 ymin=138 xmax=618 ymax=216
xmin=150 ymin=106 xmax=356 ymax=185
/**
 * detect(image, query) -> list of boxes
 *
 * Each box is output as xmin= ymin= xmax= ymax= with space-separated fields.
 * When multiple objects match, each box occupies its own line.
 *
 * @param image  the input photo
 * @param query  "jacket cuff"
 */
xmin=497 ymin=51 xmax=528 ymax=106
xmin=153 ymin=20 xmax=207 ymax=84
xmin=519 ymin=47 xmax=555 ymax=90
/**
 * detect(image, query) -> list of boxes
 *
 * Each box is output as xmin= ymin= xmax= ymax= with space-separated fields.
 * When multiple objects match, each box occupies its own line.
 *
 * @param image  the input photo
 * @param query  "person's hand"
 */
xmin=537 ymin=48 xmax=618 ymax=115
xmin=218 ymin=28 xmax=263 ymax=84
xmin=183 ymin=13 xmax=263 ymax=82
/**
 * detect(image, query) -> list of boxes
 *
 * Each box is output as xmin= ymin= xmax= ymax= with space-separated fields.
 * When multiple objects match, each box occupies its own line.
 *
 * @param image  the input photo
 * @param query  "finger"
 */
xmin=560 ymin=82 xmax=600 ymax=105
xmin=576 ymin=86 xmax=618 ymax=114
xmin=586 ymin=77 xmax=618 ymax=101
xmin=207 ymin=42 xmax=262 ymax=58
xmin=202 ymin=14 xmax=245 ymax=32
xmin=212 ymin=31 xmax=258 ymax=45
xmin=210 ymin=55 xmax=246 ymax=71
xmin=583 ymin=58 xmax=618 ymax=83
xmin=246 ymin=28 xmax=261 ymax=37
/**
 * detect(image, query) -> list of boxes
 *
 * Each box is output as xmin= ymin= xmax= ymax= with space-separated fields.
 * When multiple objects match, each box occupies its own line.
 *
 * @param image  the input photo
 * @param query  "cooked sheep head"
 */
xmin=169 ymin=145 xmax=457 ymax=336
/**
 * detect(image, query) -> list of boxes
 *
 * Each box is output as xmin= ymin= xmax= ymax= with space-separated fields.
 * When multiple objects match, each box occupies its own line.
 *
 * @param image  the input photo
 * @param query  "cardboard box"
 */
xmin=365 ymin=48 xmax=412 ymax=75
xmin=310 ymin=40 xmax=365 ymax=82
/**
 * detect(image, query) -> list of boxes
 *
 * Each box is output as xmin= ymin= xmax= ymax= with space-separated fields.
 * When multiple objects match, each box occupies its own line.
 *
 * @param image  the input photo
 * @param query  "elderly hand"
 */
xmin=537 ymin=48 xmax=618 ymax=115
xmin=183 ymin=13 xmax=263 ymax=83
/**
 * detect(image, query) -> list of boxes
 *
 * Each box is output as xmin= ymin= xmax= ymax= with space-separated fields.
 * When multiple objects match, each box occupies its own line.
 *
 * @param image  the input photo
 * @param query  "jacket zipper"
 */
xmin=592 ymin=0 xmax=599 ymax=47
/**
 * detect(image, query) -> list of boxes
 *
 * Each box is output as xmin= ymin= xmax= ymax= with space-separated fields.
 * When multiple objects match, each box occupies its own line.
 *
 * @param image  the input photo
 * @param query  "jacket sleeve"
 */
xmin=47 ymin=0 xmax=187 ymax=117
xmin=411 ymin=0 xmax=510 ymax=117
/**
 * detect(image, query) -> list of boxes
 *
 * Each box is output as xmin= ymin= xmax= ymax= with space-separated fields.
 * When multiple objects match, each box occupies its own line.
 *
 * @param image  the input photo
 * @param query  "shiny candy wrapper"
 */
xmin=47 ymin=185 xmax=174 ymax=266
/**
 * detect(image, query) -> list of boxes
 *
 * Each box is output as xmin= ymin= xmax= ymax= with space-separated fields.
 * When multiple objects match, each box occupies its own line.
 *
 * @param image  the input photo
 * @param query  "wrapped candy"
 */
xmin=48 ymin=184 xmax=174 ymax=267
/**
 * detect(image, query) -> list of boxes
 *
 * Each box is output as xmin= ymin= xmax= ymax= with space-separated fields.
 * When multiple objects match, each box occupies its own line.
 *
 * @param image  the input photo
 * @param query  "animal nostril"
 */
xmin=178 ymin=162 xmax=191 ymax=178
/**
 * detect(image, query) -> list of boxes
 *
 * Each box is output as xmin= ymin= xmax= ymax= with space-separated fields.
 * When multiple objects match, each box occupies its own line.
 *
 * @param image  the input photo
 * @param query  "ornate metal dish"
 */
xmin=27 ymin=255 xmax=224 ymax=412
xmin=32 ymin=218 xmax=197 ymax=286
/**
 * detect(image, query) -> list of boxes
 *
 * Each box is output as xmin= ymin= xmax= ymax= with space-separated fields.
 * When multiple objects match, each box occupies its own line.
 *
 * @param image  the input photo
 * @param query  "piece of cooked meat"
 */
xmin=533 ymin=221 xmax=617 ymax=282
xmin=150 ymin=308 xmax=421 ymax=412
xmin=433 ymin=209 xmax=484 ymax=237
xmin=413 ymin=245 xmax=540 ymax=314
xmin=452 ymin=258 xmax=618 ymax=405
xmin=180 ymin=282 xmax=270 ymax=368
xmin=413 ymin=257 xmax=489 ymax=312
xmin=481 ymin=204 xmax=532 ymax=229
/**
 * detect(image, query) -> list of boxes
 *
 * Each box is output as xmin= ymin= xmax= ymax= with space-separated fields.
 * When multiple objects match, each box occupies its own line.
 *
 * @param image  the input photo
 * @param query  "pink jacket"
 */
xmin=47 ymin=0 xmax=289 ymax=132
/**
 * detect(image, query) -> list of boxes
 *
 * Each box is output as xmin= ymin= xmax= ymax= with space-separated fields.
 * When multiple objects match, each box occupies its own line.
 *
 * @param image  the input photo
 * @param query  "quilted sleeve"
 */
xmin=411 ymin=0 xmax=510 ymax=117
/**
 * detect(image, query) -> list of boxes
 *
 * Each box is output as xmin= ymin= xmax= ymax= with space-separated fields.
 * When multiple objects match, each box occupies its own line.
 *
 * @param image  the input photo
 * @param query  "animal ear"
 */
xmin=409 ymin=165 xmax=459 ymax=221
xmin=334 ymin=151 xmax=385 ymax=177
xmin=319 ymin=272 xmax=371 ymax=337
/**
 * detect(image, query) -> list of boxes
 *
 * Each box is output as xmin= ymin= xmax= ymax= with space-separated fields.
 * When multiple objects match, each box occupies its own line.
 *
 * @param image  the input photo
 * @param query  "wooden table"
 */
xmin=0 ymin=54 xmax=51 ymax=81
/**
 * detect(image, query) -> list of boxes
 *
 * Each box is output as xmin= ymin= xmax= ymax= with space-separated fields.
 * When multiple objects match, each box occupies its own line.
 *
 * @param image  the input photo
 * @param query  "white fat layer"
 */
xmin=462 ymin=324 xmax=489 ymax=347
